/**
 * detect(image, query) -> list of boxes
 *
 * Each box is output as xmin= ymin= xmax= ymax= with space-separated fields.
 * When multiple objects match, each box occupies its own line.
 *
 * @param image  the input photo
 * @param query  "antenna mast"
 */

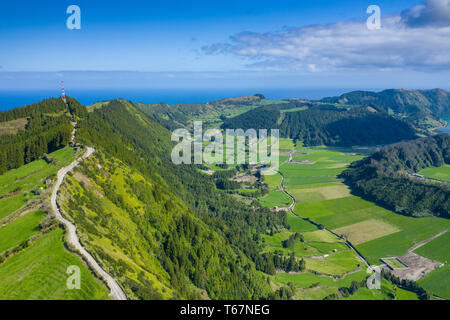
xmin=61 ymin=81 xmax=67 ymax=103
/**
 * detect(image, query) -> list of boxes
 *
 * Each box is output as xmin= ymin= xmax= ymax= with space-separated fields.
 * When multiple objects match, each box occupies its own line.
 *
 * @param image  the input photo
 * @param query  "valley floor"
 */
xmin=254 ymin=139 xmax=449 ymax=300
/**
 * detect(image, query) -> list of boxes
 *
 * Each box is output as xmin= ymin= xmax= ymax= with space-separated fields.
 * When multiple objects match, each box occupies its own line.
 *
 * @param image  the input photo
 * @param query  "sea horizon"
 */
xmin=0 ymin=88 xmax=373 ymax=111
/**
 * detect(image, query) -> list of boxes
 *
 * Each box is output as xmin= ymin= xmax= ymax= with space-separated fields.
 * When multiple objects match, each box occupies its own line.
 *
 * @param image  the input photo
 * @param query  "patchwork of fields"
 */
xmin=0 ymin=147 xmax=110 ymax=300
xmin=261 ymin=140 xmax=450 ymax=300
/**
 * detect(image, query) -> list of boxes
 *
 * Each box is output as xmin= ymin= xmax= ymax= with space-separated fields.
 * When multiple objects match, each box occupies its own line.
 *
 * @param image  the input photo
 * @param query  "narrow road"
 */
xmin=51 ymin=147 xmax=127 ymax=300
xmin=277 ymin=150 xmax=373 ymax=270
xmin=408 ymin=229 xmax=448 ymax=253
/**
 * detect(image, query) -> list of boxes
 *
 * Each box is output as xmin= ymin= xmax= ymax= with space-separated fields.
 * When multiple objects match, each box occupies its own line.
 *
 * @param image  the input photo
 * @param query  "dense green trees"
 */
xmin=0 ymin=98 xmax=83 ymax=174
xmin=282 ymin=232 xmax=304 ymax=249
xmin=222 ymin=105 xmax=280 ymax=132
xmin=321 ymin=89 xmax=450 ymax=126
xmin=222 ymin=104 xmax=417 ymax=147
xmin=256 ymin=251 xmax=305 ymax=275
xmin=341 ymin=134 xmax=450 ymax=217
xmin=75 ymin=99 xmax=288 ymax=299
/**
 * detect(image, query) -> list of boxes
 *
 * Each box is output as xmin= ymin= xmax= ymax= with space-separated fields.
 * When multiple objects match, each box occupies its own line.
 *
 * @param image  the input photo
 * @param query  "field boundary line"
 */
xmin=277 ymin=149 xmax=373 ymax=270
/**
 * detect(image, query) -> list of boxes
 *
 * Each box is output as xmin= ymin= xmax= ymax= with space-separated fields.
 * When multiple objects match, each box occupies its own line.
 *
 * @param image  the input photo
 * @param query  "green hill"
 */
xmin=128 ymin=94 xmax=268 ymax=130
xmin=320 ymin=89 xmax=450 ymax=131
xmin=222 ymin=103 xmax=417 ymax=147
xmin=341 ymin=134 xmax=450 ymax=217
xmin=68 ymin=99 xmax=287 ymax=299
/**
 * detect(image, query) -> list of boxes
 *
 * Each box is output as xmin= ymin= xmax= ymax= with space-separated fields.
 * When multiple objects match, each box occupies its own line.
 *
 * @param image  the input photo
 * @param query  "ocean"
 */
xmin=0 ymin=88 xmax=352 ymax=111
xmin=438 ymin=116 xmax=450 ymax=134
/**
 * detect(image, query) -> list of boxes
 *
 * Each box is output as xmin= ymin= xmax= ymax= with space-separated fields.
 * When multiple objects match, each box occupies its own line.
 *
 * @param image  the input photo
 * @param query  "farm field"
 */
xmin=418 ymin=165 xmax=450 ymax=182
xmin=0 ymin=210 xmax=45 ymax=254
xmin=263 ymin=172 xmax=282 ymax=189
xmin=287 ymin=183 xmax=351 ymax=203
xmin=414 ymin=231 xmax=449 ymax=263
xmin=396 ymin=287 xmax=419 ymax=300
xmin=286 ymin=212 xmax=318 ymax=233
xmin=263 ymin=139 xmax=448 ymax=299
xmin=295 ymin=195 xmax=450 ymax=264
xmin=0 ymin=228 xmax=110 ymax=300
xmin=273 ymin=269 xmax=368 ymax=289
xmin=259 ymin=190 xmax=291 ymax=208
xmin=414 ymin=231 xmax=450 ymax=299
xmin=0 ymin=147 xmax=77 ymax=220
xmin=419 ymin=265 xmax=450 ymax=299
xmin=0 ymin=147 xmax=76 ymax=196
xmin=0 ymin=147 xmax=111 ymax=300
xmin=199 ymin=134 xmax=447 ymax=300
xmin=0 ymin=194 xmax=29 ymax=220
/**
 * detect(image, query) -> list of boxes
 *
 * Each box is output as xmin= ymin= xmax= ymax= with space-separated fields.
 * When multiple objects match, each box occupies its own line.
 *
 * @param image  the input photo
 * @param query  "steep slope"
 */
xmin=321 ymin=89 xmax=450 ymax=131
xmin=68 ymin=99 xmax=287 ymax=299
xmin=341 ymin=134 xmax=450 ymax=217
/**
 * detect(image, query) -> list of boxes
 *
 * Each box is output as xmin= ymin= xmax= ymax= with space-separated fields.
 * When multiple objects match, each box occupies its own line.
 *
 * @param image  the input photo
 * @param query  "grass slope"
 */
xmin=0 ymin=228 xmax=110 ymax=300
xmin=0 ymin=210 xmax=45 ymax=254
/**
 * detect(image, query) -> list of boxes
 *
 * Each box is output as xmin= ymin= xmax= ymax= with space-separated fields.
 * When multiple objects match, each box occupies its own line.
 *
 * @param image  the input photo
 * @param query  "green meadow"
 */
xmin=259 ymin=190 xmax=292 ymax=208
xmin=419 ymin=165 xmax=450 ymax=182
xmin=0 ymin=194 xmax=29 ymax=220
xmin=261 ymin=140 xmax=448 ymax=299
xmin=0 ymin=147 xmax=110 ymax=300
xmin=0 ymin=228 xmax=110 ymax=300
xmin=0 ymin=147 xmax=77 ymax=220
xmin=0 ymin=210 xmax=45 ymax=254
xmin=415 ymin=231 xmax=450 ymax=299
xmin=414 ymin=231 xmax=449 ymax=263
xmin=419 ymin=265 xmax=450 ymax=299
xmin=0 ymin=147 xmax=76 ymax=196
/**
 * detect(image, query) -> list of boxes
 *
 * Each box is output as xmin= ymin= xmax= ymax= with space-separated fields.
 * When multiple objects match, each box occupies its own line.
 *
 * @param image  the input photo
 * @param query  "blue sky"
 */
xmin=1 ymin=0 xmax=449 ymax=92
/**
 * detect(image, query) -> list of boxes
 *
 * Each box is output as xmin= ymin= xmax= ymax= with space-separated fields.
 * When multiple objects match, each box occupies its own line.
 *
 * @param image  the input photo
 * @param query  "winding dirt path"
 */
xmin=51 ymin=146 xmax=127 ymax=300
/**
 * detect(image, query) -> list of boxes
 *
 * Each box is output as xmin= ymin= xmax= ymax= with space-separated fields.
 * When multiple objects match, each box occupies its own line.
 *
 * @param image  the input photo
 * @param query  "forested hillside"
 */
xmin=0 ymin=98 xmax=86 ymax=174
xmin=222 ymin=104 xmax=417 ymax=146
xmin=341 ymin=134 xmax=450 ymax=218
xmin=321 ymin=89 xmax=450 ymax=130
xmin=72 ymin=99 xmax=288 ymax=299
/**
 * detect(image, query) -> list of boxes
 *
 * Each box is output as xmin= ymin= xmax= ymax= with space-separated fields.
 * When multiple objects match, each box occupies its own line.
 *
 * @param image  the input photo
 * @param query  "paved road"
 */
xmin=51 ymin=146 xmax=127 ymax=300
xmin=276 ymin=150 xmax=373 ymax=270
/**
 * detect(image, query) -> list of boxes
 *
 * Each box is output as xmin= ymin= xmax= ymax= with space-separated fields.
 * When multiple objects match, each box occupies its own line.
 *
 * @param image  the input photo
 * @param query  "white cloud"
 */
xmin=202 ymin=2 xmax=450 ymax=72
xmin=401 ymin=0 xmax=450 ymax=27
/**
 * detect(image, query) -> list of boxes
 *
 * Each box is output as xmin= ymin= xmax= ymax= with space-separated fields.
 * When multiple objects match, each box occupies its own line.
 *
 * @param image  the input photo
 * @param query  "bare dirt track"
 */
xmin=51 ymin=146 xmax=127 ymax=300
